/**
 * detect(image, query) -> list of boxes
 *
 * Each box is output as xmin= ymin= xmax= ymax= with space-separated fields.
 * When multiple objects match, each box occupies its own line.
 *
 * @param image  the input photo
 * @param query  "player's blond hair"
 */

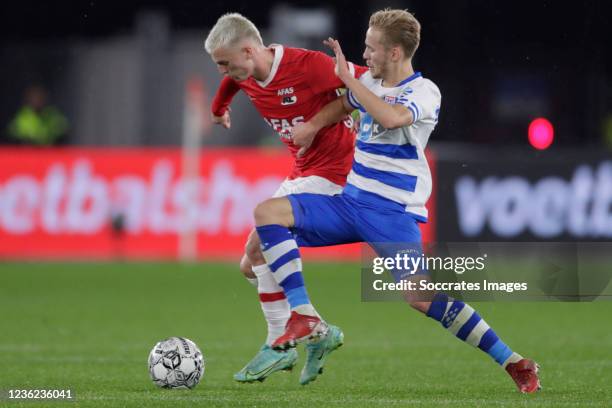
xmin=369 ymin=9 xmax=421 ymax=59
xmin=204 ymin=13 xmax=264 ymax=54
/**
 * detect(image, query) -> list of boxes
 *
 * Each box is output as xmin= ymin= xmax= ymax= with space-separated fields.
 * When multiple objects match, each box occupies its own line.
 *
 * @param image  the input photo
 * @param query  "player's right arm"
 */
xmin=292 ymin=96 xmax=353 ymax=156
xmin=292 ymin=50 xmax=364 ymax=157
xmin=211 ymin=76 xmax=241 ymax=129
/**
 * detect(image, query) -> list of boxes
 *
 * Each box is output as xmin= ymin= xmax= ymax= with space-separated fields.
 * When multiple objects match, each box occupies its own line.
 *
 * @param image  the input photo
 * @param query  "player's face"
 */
xmin=363 ymin=28 xmax=390 ymax=79
xmin=211 ymin=45 xmax=254 ymax=82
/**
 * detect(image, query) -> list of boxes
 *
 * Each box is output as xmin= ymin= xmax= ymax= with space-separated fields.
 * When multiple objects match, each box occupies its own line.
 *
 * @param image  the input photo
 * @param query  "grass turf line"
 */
xmin=0 ymin=262 xmax=610 ymax=407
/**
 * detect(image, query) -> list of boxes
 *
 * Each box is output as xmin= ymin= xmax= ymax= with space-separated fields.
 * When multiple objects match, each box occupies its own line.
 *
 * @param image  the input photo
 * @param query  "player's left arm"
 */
xmin=324 ymin=37 xmax=414 ymax=129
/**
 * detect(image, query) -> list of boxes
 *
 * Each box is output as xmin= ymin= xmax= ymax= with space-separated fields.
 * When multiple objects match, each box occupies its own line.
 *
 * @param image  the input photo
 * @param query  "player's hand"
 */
xmin=292 ymin=121 xmax=318 ymax=158
xmin=323 ymin=37 xmax=351 ymax=83
xmin=352 ymin=115 xmax=360 ymax=133
xmin=212 ymin=108 xmax=231 ymax=129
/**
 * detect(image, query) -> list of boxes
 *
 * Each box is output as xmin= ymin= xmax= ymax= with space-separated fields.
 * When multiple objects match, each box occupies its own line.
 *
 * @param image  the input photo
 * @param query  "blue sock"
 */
xmin=426 ymin=293 xmax=520 ymax=366
xmin=256 ymin=224 xmax=310 ymax=309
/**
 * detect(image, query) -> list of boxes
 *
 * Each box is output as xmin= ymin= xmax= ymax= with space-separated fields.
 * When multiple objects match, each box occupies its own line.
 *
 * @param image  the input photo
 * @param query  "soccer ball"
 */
xmin=148 ymin=337 xmax=204 ymax=389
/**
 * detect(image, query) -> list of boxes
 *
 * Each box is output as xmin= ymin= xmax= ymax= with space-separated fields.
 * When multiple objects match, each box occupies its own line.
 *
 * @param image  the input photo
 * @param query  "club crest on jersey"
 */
xmin=281 ymin=95 xmax=297 ymax=106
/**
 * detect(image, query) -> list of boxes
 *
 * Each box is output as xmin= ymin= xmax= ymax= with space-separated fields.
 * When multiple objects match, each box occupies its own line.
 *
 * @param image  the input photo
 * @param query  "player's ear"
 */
xmin=391 ymin=46 xmax=402 ymax=62
xmin=243 ymin=46 xmax=254 ymax=59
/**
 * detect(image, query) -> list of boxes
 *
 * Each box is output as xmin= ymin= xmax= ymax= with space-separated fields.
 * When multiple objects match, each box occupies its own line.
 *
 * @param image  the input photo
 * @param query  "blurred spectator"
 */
xmin=7 ymin=85 xmax=69 ymax=145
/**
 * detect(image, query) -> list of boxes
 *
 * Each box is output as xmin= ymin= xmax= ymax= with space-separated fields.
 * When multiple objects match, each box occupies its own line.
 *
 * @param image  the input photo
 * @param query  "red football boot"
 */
xmin=505 ymin=359 xmax=541 ymax=393
xmin=272 ymin=311 xmax=328 ymax=350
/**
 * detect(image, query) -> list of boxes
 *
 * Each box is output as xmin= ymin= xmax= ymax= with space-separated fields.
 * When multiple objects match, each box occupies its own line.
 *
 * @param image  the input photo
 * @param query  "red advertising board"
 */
xmin=0 ymin=147 xmax=435 ymax=260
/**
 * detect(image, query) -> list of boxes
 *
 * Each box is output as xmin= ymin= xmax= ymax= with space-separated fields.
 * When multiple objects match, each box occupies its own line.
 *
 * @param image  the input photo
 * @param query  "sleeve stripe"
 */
xmin=347 ymin=96 xmax=359 ymax=109
xmin=347 ymin=90 xmax=361 ymax=109
xmin=408 ymin=106 xmax=418 ymax=122
xmin=410 ymin=102 xmax=420 ymax=120
xmin=347 ymin=90 xmax=357 ymax=105
xmin=397 ymin=96 xmax=410 ymax=105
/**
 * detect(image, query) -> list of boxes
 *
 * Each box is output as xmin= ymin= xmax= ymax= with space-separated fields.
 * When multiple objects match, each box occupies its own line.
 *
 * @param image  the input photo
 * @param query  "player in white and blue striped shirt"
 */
xmin=253 ymin=9 xmax=541 ymax=392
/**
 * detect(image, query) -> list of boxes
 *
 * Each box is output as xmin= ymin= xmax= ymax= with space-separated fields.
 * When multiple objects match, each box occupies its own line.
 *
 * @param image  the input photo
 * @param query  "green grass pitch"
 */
xmin=1 ymin=262 xmax=611 ymax=407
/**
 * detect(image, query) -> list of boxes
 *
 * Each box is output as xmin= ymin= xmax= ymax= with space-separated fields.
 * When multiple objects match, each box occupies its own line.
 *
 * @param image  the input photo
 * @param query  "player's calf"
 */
xmin=406 ymin=299 xmax=431 ymax=314
xmin=244 ymin=229 xmax=266 ymax=266
xmin=397 ymin=275 xmax=434 ymax=313
xmin=239 ymin=228 xmax=264 ymax=284
xmin=239 ymin=254 xmax=257 ymax=284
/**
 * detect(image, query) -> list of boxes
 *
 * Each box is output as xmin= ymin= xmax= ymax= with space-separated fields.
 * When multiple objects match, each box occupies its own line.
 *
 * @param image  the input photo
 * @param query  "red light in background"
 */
xmin=528 ymin=118 xmax=554 ymax=150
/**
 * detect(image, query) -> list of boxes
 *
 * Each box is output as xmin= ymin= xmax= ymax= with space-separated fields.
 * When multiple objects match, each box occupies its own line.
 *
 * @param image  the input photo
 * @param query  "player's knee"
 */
xmin=244 ymin=236 xmax=265 ymax=265
xmin=239 ymin=254 xmax=256 ymax=279
xmin=254 ymin=200 xmax=273 ymax=225
xmin=254 ymin=199 xmax=289 ymax=226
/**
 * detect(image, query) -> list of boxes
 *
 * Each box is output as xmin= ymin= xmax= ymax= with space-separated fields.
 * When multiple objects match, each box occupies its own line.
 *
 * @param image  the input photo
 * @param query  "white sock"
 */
xmin=502 ymin=352 xmax=523 ymax=368
xmin=252 ymin=264 xmax=290 ymax=345
xmin=293 ymin=303 xmax=319 ymax=317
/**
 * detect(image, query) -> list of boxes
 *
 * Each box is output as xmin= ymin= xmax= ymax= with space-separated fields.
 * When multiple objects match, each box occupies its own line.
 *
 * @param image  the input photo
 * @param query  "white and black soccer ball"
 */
xmin=148 ymin=337 xmax=204 ymax=389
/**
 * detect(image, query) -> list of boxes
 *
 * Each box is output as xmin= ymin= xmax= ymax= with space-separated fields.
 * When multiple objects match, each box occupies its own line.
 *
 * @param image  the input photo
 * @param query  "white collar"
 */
xmin=255 ymin=44 xmax=284 ymax=88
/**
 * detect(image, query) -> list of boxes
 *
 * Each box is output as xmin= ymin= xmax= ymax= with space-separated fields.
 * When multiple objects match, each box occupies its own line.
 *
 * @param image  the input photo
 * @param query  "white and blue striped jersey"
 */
xmin=344 ymin=71 xmax=441 ymax=221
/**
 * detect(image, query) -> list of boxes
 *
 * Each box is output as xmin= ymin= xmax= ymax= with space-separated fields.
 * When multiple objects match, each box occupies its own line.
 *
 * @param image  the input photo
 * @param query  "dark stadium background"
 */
xmin=0 ymin=0 xmax=611 ymax=147
xmin=0 ymin=2 xmax=611 ymax=407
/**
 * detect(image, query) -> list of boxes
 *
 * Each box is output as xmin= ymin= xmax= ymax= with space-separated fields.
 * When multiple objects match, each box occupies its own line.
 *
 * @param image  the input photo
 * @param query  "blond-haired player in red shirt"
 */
xmin=205 ymin=12 xmax=366 ymax=385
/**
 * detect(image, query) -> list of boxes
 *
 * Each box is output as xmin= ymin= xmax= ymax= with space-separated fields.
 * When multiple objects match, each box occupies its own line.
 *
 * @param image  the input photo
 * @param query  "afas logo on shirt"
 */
xmin=277 ymin=87 xmax=294 ymax=96
xmin=278 ymin=87 xmax=297 ymax=106
xmin=264 ymin=116 xmax=304 ymax=139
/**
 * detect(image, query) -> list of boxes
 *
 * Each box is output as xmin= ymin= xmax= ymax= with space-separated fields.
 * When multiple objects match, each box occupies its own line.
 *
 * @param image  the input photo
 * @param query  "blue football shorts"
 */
xmin=287 ymin=192 xmax=426 ymax=281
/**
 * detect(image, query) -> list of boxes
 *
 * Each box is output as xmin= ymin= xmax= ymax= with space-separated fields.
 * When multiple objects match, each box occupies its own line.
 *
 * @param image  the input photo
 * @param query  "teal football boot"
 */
xmin=234 ymin=345 xmax=298 ymax=382
xmin=299 ymin=325 xmax=344 ymax=385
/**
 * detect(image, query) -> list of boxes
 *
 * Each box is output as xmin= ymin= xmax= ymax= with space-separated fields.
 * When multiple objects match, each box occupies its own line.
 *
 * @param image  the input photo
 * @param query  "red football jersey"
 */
xmin=211 ymin=45 xmax=368 ymax=186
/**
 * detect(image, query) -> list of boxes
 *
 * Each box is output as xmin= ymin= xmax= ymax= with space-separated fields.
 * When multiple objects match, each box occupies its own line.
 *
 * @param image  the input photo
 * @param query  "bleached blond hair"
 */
xmin=204 ymin=13 xmax=264 ymax=54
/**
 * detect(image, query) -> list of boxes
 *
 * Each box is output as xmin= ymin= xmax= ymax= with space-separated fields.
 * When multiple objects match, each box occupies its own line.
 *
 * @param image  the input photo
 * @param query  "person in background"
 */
xmin=7 ymin=85 xmax=69 ymax=145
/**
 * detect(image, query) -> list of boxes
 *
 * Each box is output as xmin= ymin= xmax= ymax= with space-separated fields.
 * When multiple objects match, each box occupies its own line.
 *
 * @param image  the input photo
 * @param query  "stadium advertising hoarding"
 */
xmin=2 ymin=146 xmax=609 ymax=260
xmin=0 ymin=147 xmax=287 ymax=260
xmin=435 ymin=148 xmax=612 ymax=241
xmin=0 ymin=147 xmax=435 ymax=260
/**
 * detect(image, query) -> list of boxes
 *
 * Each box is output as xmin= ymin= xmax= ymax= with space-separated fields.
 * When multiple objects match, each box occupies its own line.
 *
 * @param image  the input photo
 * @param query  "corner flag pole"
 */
xmin=180 ymin=77 xmax=210 ymax=261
